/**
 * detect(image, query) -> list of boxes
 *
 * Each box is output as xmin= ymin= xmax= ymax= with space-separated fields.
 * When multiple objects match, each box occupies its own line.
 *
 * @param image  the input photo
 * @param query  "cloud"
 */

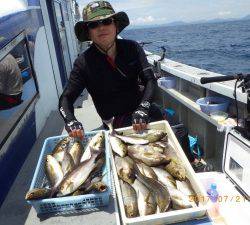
xmin=131 ymin=16 xmax=154 ymax=25
xmin=0 ymin=0 xmax=27 ymax=17
xmin=218 ymin=11 xmax=232 ymax=17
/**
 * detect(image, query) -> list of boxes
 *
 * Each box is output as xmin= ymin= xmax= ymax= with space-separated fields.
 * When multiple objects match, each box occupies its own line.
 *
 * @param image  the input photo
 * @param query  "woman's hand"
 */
xmin=65 ymin=120 xmax=84 ymax=140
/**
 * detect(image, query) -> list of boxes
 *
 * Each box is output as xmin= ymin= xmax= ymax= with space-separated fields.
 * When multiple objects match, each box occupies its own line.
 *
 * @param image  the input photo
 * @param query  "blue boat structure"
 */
xmin=0 ymin=1 xmax=249 ymax=225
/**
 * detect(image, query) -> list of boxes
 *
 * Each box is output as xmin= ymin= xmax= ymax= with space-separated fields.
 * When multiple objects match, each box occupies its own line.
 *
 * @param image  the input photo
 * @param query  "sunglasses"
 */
xmin=87 ymin=18 xmax=114 ymax=29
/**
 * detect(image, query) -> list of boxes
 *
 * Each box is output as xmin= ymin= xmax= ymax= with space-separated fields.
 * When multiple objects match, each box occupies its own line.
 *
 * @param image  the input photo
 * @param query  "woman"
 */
xmin=59 ymin=1 xmax=161 ymax=139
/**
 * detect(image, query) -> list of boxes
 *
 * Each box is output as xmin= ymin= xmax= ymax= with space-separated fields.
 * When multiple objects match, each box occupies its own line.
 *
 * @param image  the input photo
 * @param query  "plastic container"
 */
xmin=196 ymin=97 xmax=230 ymax=115
xmin=210 ymin=111 xmax=228 ymax=122
xmin=110 ymin=120 xmax=208 ymax=225
xmin=158 ymin=76 xmax=176 ymax=88
xmin=27 ymin=131 xmax=111 ymax=215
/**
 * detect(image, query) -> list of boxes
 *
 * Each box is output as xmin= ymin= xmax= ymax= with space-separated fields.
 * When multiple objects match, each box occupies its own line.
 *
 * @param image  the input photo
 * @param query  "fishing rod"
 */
xmin=138 ymin=41 xmax=168 ymax=78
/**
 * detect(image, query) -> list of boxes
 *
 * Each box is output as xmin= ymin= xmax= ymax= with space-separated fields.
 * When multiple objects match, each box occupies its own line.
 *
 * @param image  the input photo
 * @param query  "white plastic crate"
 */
xmin=109 ymin=120 xmax=208 ymax=225
xmin=27 ymin=130 xmax=111 ymax=215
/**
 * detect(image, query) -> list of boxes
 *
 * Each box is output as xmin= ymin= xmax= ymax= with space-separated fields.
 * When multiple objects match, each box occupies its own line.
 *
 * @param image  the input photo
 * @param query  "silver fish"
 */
xmin=45 ymin=154 xmax=64 ymax=191
xmin=58 ymin=148 xmax=101 ymax=196
xmin=109 ymin=134 xmax=127 ymax=157
xmin=115 ymin=156 xmax=135 ymax=184
xmin=80 ymin=132 xmax=105 ymax=162
xmin=61 ymin=150 xmax=75 ymax=176
xmin=25 ymin=188 xmax=51 ymax=200
xmin=134 ymin=165 xmax=171 ymax=213
xmin=52 ymin=137 xmax=71 ymax=163
xmin=115 ymin=134 xmax=149 ymax=145
xmin=148 ymin=135 xmax=169 ymax=151
xmin=136 ymin=163 xmax=158 ymax=180
xmin=164 ymin=147 xmax=186 ymax=181
xmin=78 ymin=175 xmax=102 ymax=191
xmin=82 ymin=181 xmax=107 ymax=194
xmin=128 ymin=145 xmax=170 ymax=167
xmin=119 ymin=180 xmax=139 ymax=218
xmin=165 ymin=158 xmax=186 ymax=181
xmin=168 ymin=187 xmax=196 ymax=209
xmin=128 ymin=144 xmax=164 ymax=154
xmin=151 ymin=167 xmax=176 ymax=189
xmin=176 ymin=179 xmax=195 ymax=197
xmin=87 ymin=157 xmax=105 ymax=178
xmin=68 ymin=139 xmax=84 ymax=166
xmin=127 ymin=129 xmax=167 ymax=143
xmin=131 ymin=179 xmax=156 ymax=216
xmin=103 ymin=117 xmax=148 ymax=145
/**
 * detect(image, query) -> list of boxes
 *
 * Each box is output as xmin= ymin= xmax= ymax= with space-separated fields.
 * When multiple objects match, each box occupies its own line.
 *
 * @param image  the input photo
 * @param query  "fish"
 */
xmin=83 ymin=181 xmax=107 ymax=194
xmin=168 ymin=187 xmax=196 ymax=209
xmin=58 ymin=147 xmax=102 ymax=196
xmin=176 ymin=179 xmax=195 ymax=197
xmin=115 ymin=134 xmax=149 ymax=145
xmin=115 ymin=156 xmax=135 ymax=184
xmin=77 ymin=157 xmax=105 ymax=193
xmin=88 ymin=157 xmax=105 ymax=178
xmin=128 ymin=146 xmax=170 ymax=167
xmin=147 ymin=144 xmax=165 ymax=153
xmin=126 ymin=129 xmax=167 ymax=143
xmin=128 ymin=144 xmax=164 ymax=154
xmin=72 ymin=180 xmax=107 ymax=196
xmin=164 ymin=146 xmax=186 ymax=181
xmin=72 ymin=189 xmax=84 ymax=196
xmin=25 ymin=188 xmax=51 ymax=200
xmin=148 ymin=135 xmax=169 ymax=150
xmin=45 ymin=154 xmax=64 ymax=192
xmin=61 ymin=150 xmax=75 ymax=176
xmin=52 ymin=137 xmax=71 ymax=163
xmin=80 ymin=132 xmax=105 ymax=162
xmin=103 ymin=117 xmax=148 ymax=145
xmin=165 ymin=158 xmax=186 ymax=181
xmin=109 ymin=134 xmax=127 ymax=157
xmin=136 ymin=163 xmax=158 ymax=180
xmin=131 ymin=179 xmax=156 ymax=216
xmin=134 ymin=165 xmax=171 ymax=213
xmin=119 ymin=180 xmax=139 ymax=218
xmin=151 ymin=167 xmax=176 ymax=189
xmin=68 ymin=139 xmax=84 ymax=166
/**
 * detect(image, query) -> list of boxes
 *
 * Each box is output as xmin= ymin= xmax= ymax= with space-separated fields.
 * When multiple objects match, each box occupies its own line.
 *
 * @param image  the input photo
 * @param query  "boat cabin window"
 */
xmin=0 ymin=33 xmax=38 ymax=147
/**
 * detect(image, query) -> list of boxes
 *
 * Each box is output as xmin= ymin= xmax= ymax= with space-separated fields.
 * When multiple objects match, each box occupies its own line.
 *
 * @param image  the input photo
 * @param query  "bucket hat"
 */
xmin=74 ymin=1 xmax=129 ymax=42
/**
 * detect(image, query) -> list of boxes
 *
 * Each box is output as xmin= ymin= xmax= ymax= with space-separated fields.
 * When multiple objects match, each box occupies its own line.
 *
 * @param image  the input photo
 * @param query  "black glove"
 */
xmin=65 ymin=120 xmax=83 ymax=133
xmin=132 ymin=101 xmax=150 ymax=124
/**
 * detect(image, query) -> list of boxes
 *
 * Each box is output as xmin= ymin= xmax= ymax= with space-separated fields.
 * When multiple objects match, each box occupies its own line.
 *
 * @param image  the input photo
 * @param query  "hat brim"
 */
xmin=74 ymin=11 xmax=129 ymax=42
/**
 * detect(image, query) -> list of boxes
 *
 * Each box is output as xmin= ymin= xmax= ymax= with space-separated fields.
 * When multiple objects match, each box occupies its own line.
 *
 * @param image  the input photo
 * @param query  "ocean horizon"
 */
xmin=122 ymin=20 xmax=250 ymax=76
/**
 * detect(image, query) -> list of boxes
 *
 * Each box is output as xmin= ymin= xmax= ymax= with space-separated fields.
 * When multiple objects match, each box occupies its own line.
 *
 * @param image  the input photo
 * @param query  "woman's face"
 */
xmin=88 ymin=18 xmax=117 ymax=49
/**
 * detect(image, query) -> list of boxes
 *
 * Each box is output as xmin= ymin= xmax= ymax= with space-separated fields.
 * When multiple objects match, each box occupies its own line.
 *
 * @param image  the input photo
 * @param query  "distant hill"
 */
xmin=166 ymin=21 xmax=187 ymax=26
xmin=242 ymin=14 xmax=250 ymax=20
xmin=130 ymin=14 xmax=250 ymax=29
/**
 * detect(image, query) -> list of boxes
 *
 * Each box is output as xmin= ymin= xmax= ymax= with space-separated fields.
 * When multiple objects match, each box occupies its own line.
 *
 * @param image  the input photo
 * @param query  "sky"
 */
xmin=77 ymin=0 xmax=250 ymax=27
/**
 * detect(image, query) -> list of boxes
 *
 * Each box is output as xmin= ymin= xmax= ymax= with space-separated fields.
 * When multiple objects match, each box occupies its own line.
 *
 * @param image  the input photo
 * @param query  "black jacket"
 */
xmin=59 ymin=39 xmax=156 ymax=122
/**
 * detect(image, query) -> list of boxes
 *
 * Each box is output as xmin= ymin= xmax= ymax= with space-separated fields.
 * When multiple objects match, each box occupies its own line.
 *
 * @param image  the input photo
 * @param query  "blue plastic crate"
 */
xmin=27 ymin=131 xmax=111 ymax=215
